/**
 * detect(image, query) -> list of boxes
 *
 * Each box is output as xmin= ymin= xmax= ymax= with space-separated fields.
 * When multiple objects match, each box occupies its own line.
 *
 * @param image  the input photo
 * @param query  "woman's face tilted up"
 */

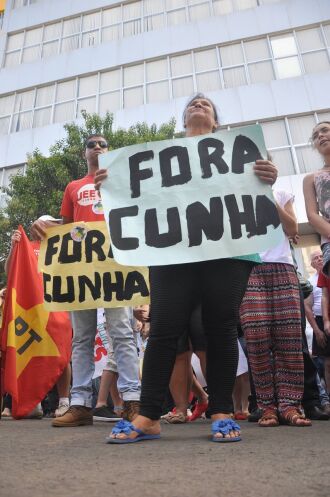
xmin=184 ymin=97 xmax=218 ymax=137
xmin=312 ymin=122 xmax=330 ymax=158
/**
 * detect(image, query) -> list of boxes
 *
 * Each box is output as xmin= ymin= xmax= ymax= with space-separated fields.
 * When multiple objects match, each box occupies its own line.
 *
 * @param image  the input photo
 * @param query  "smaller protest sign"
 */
xmin=38 ymin=221 xmax=150 ymax=311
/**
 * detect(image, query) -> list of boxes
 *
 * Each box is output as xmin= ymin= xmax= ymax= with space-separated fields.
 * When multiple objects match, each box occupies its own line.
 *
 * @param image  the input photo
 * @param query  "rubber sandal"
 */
xmin=211 ymin=419 xmax=241 ymax=443
xmin=188 ymin=401 xmax=208 ymax=422
xmin=105 ymin=420 xmax=161 ymax=444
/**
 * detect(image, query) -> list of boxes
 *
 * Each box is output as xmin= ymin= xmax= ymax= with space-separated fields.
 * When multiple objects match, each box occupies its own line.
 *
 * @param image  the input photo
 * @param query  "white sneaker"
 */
xmin=55 ymin=402 xmax=70 ymax=417
xmin=1 ymin=407 xmax=12 ymax=417
xmin=25 ymin=402 xmax=43 ymax=419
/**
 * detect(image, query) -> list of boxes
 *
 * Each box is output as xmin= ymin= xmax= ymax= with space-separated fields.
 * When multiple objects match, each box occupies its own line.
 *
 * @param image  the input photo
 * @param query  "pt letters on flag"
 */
xmin=0 ymin=226 xmax=71 ymax=418
xmin=38 ymin=221 xmax=150 ymax=311
xmin=99 ymin=124 xmax=284 ymax=266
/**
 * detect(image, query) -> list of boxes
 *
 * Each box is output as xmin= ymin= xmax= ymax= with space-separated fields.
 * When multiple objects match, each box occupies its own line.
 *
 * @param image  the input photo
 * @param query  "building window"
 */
xmin=0 ymin=163 xmax=26 ymax=208
xmin=270 ymin=34 xmax=302 ymax=79
xmin=1 ymin=23 xmax=330 ymax=135
xmin=195 ymin=47 xmax=221 ymax=92
xmin=259 ymin=113 xmax=326 ymax=177
xmin=220 ymin=43 xmax=247 ymax=87
xmin=296 ymin=27 xmax=330 ymax=74
xmin=244 ymin=38 xmax=274 ymax=84
xmin=213 ymin=0 xmax=234 ymax=15
xmin=6 ymin=0 xmax=284 ymax=67
xmin=12 ymin=0 xmax=38 ymax=7
xmin=2 ymin=164 xmax=26 ymax=188
xmin=188 ymin=2 xmax=211 ymax=23
xmin=146 ymin=59 xmax=169 ymax=104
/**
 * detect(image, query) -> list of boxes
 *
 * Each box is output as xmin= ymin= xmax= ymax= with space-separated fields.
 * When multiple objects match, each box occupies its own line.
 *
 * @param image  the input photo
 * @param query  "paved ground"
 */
xmin=1 ymin=417 xmax=329 ymax=497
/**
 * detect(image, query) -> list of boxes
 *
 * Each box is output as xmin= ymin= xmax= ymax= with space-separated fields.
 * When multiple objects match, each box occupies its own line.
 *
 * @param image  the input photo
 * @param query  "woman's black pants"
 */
xmin=139 ymin=258 xmax=253 ymax=420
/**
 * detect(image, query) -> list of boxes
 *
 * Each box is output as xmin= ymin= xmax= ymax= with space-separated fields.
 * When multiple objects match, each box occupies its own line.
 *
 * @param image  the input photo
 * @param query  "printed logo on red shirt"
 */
xmin=77 ymin=183 xmax=100 ymax=205
xmin=77 ymin=184 xmax=103 ymax=214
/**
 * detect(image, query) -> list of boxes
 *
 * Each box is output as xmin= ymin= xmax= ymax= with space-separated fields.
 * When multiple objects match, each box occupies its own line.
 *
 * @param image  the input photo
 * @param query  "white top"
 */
xmin=260 ymin=190 xmax=294 ymax=265
xmin=309 ymin=272 xmax=322 ymax=317
xmin=39 ymin=215 xmax=61 ymax=222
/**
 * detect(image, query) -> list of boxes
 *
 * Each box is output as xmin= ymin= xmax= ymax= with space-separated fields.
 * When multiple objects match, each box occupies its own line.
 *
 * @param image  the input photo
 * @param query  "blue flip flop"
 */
xmin=211 ymin=419 xmax=241 ymax=443
xmin=105 ymin=420 xmax=161 ymax=444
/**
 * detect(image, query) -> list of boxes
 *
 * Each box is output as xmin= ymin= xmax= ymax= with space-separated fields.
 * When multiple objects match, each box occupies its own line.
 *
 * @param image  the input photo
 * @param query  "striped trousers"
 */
xmin=240 ymin=263 xmax=304 ymax=414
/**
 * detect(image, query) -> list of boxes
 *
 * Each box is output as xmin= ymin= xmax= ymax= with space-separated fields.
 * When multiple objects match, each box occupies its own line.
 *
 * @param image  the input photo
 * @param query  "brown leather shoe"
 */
xmin=122 ymin=401 xmax=140 ymax=422
xmin=52 ymin=406 xmax=93 ymax=427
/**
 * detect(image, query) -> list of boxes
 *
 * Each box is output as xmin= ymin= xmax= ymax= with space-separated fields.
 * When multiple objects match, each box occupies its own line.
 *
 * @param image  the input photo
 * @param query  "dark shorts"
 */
xmin=176 ymin=305 xmax=207 ymax=354
xmin=312 ymin=315 xmax=330 ymax=357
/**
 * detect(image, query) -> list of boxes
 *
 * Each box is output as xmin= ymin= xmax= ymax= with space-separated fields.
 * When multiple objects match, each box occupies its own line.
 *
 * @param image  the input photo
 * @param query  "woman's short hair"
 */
xmin=182 ymin=93 xmax=219 ymax=129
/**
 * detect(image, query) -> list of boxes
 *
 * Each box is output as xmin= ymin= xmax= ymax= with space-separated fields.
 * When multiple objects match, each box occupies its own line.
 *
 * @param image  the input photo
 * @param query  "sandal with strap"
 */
xmin=188 ymin=401 xmax=208 ymax=422
xmin=161 ymin=411 xmax=187 ymax=424
xmin=258 ymin=409 xmax=279 ymax=427
xmin=279 ymin=409 xmax=312 ymax=427
xmin=234 ymin=411 xmax=248 ymax=421
xmin=211 ymin=418 xmax=241 ymax=443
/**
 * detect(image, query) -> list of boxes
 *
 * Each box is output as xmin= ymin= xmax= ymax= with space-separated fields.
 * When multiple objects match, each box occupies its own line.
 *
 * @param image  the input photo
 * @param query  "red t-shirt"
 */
xmin=60 ymin=174 xmax=104 ymax=222
xmin=317 ymin=271 xmax=329 ymax=290
xmin=317 ymin=272 xmax=330 ymax=317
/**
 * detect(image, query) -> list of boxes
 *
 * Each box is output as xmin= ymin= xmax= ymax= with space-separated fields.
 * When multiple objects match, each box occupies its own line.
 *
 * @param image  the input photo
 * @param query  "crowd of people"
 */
xmin=1 ymin=94 xmax=330 ymax=445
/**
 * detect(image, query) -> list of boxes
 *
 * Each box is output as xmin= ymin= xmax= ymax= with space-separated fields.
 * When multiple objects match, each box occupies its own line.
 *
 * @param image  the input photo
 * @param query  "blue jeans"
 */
xmin=70 ymin=308 xmax=140 ymax=407
xmin=316 ymin=373 xmax=330 ymax=406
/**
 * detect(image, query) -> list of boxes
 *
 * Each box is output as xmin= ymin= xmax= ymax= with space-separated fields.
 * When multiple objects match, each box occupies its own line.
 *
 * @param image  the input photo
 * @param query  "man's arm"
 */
xmin=322 ymin=287 xmax=330 ymax=337
xmin=4 ymin=230 xmax=21 ymax=275
xmin=30 ymin=216 xmax=63 ymax=241
xmin=276 ymin=199 xmax=298 ymax=238
xmin=133 ymin=305 xmax=150 ymax=323
xmin=304 ymin=293 xmax=327 ymax=348
xmin=62 ymin=216 xmax=73 ymax=225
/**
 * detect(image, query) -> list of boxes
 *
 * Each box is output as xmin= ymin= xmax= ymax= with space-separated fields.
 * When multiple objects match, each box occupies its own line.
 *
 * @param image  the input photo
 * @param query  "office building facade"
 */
xmin=0 ymin=0 xmax=329 ymax=266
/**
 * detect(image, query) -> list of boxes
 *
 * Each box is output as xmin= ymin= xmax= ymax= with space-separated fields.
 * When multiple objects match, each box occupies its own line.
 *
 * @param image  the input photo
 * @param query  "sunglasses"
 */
xmin=86 ymin=140 xmax=108 ymax=149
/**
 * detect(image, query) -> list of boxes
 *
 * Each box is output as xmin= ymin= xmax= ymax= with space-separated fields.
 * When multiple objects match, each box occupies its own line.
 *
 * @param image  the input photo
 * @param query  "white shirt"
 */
xmin=260 ymin=190 xmax=294 ymax=265
xmin=309 ymin=272 xmax=322 ymax=317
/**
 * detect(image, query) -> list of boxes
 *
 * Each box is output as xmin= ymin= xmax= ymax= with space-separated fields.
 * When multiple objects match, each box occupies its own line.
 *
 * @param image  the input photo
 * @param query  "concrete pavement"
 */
xmin=0 ymin=417 xmax=329 ymax=497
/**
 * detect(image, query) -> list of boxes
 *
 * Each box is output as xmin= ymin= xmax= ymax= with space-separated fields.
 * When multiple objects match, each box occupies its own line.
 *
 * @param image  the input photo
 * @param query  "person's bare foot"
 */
xmin=293 ymin=416 xmax=312 ymax=426
xmin=280 ymin=409 xmax=312 ymax=427
xmin=258 ymin=410 xmax=279 ymax=427
xmin=108 ymin=415 xmax=161 ymax=440
xmin=211 ymin=413 xmax=240 ymax=440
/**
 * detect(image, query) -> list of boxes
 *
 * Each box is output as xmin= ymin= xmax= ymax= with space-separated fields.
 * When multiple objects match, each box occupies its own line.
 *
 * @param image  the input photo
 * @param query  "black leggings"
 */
xmin=140 ymin=258 xmax=254 ymax=419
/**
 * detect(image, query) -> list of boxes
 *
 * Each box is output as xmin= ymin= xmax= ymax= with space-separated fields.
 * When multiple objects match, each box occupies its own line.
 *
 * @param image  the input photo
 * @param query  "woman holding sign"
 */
xmin=96 ymin=93 xmax=277 ymax=443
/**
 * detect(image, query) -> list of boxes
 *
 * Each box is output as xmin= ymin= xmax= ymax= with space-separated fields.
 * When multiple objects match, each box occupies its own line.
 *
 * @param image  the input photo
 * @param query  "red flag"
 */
xmin=0 ymin=226 xmax=71 ymax=418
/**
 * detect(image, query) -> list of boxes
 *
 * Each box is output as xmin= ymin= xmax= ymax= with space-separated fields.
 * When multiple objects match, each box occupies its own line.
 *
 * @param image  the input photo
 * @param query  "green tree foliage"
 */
xmin=0 ymin=112 xmax=176 ymax=283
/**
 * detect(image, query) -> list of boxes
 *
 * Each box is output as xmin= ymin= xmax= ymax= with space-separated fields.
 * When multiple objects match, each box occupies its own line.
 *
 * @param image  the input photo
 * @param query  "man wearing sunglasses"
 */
xmin=31 ymin=134 xmax=141 ymax=427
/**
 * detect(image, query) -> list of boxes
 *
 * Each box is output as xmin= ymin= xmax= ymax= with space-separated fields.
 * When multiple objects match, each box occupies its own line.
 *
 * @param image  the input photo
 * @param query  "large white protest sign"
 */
xmin=100 ymin=125 xmax=283 ymax=266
